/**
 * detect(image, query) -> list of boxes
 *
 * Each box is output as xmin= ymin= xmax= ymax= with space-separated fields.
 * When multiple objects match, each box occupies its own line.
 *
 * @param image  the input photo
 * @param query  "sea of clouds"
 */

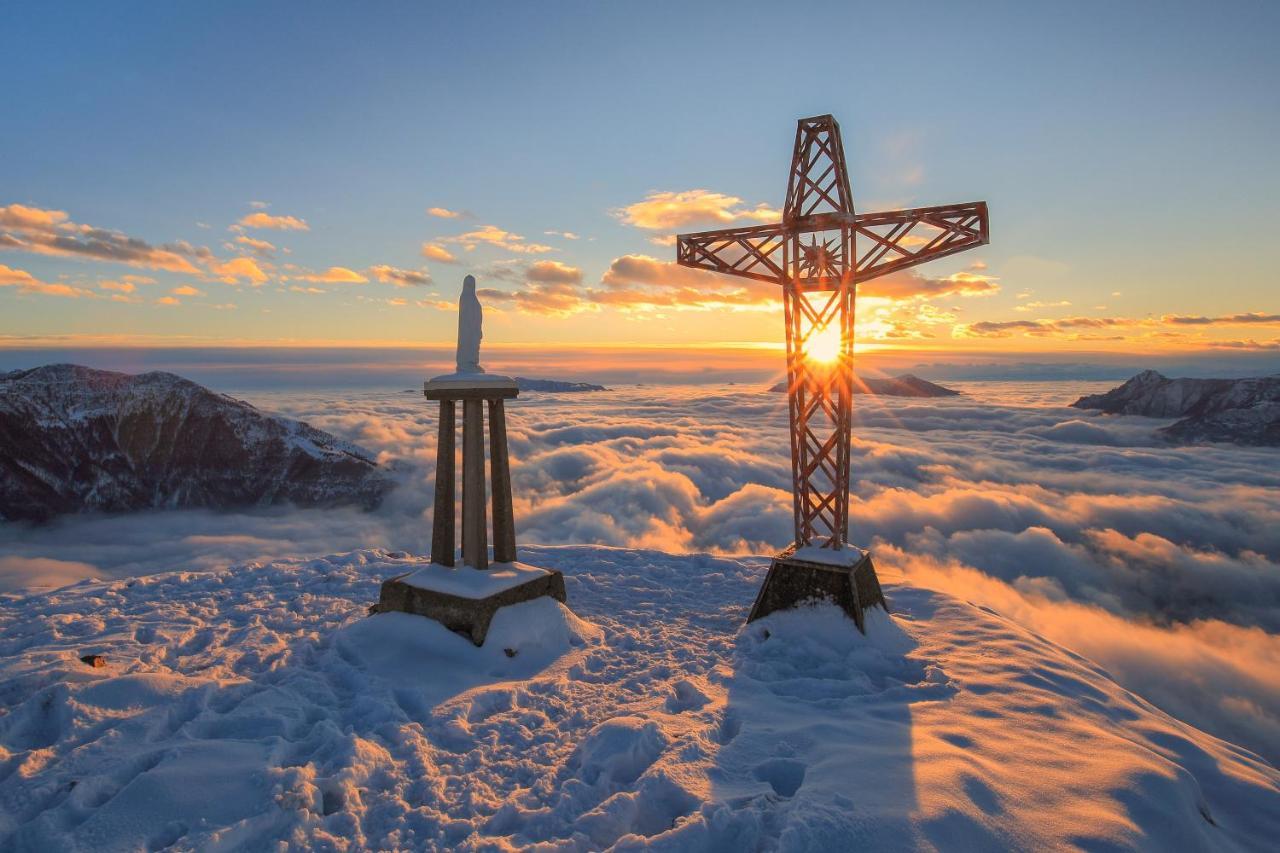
xmin=1 ymin=380 xmax=1278 ymax=763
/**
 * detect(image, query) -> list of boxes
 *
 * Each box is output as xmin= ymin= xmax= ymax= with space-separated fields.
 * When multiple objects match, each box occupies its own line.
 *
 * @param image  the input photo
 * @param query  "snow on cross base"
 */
xmin=1 ymin=546 xmax=1277 ymax=851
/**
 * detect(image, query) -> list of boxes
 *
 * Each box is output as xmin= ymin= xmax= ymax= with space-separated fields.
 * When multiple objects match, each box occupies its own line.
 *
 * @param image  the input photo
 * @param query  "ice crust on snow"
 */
xmin=397 ymin=561 xmax=555 ymax=598
xmin=0 ymin=546 xmax=1277 ymax=851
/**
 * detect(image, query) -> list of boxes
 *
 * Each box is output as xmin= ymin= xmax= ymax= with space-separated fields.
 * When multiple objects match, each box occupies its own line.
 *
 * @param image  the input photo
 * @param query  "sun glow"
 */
xmin=805 ymin=323 xmax=843 ymax=364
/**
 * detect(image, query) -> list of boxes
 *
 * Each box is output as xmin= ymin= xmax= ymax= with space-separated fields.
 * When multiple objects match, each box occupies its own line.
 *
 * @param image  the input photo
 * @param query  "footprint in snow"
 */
xmin=753 ymin=758 xmax=807 ymax=798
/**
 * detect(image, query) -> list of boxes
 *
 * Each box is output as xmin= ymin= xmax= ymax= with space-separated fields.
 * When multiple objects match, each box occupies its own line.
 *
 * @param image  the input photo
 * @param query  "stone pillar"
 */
xmin=430 ymin=400 xmax=456 ymax=566
xmin=488 ymin=399 xmax=516 ymax=563
xmin=461 ymin=398 xmax=488 ymax=570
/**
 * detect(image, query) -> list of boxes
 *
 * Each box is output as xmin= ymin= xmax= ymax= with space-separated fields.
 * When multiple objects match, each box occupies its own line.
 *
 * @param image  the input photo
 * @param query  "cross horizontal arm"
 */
xmin=676 ymin=222 xmax=789 ymax=285
xmin=852 ymin=201 xmax=988 ymax=283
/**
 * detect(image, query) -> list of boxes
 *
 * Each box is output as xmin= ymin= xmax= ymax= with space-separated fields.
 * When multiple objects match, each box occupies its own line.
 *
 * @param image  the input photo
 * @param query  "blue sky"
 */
xmin=2 ymin=1 xmax=1278 ymax=356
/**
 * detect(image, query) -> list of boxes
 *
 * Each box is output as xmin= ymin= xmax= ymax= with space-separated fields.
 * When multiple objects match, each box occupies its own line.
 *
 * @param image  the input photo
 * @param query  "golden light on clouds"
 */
xmin=441 ymin=225 xmax=553 ymax=255
xmin=421 ymin=243 xmax=458 ymax=263
xmin=616 ymin=189 xmax=780 ymax=231
xmin=236 ymin=212 xmax=309 ymax=231
xmin=293 ymin=266 xmax=367 ymax=284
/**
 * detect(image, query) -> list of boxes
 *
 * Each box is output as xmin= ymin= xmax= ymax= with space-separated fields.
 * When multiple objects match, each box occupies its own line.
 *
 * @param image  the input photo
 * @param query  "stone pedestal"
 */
xmin=747 ymin=545 xmax=888 ymax=633
xmin=373 ymin=563 xmax=566 ymax=646
xmin=373 ymin=372 xmax=569 ymax=646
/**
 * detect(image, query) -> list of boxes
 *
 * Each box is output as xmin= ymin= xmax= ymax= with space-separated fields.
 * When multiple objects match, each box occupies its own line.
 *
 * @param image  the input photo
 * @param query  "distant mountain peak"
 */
xmin=0 ymin=364 xmax=394 ymax=522
xmin=1072 ymin=370 xmax=1280 ymax=446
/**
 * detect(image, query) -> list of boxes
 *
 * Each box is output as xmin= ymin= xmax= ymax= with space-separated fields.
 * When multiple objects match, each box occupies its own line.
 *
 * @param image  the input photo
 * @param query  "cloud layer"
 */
xmin=1 ymin=381 xmax=1278 ymax=762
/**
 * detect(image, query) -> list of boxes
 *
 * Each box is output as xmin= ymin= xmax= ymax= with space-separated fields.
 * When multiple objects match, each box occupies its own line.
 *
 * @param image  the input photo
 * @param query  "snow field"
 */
xmin=0 ymin=546 xmax=1277 ymax=851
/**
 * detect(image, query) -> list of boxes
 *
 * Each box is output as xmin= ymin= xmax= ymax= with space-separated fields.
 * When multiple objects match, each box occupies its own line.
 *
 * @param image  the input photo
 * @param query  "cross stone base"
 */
xmin=746 ymin=546 xmax=888 ymax=633
xmin=372 ymin=565 xmax=567 ymax=647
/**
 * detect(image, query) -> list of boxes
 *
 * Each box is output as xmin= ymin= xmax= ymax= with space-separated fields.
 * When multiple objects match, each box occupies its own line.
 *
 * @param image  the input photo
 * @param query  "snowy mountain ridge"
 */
xmin=0 ymin=546 xmax=1275 ymax=851
xmin=0 ymin=364 xmax=393 ymax=522
xmin=1072 ymin=369 xmax=1280 ymax=445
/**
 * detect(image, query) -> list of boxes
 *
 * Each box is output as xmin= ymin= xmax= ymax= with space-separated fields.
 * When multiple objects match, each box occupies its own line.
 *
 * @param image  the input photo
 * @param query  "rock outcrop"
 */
xmin=1072 ymin=369 xmax=1280 ymax=446
xmin=0 ymin=364 xmax=394 ymax=522
xmin=514 ymin=377 xmax=607 ymax=392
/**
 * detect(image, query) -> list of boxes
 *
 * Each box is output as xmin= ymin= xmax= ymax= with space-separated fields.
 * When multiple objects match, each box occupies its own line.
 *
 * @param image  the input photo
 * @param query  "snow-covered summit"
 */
xmin=0 ymin=364 xmax=393 ymax=522
xmin=1072 ymin=370 xmax=1280 ymax=445
xmin=0 ymin=546 xmax=1275 ymax=851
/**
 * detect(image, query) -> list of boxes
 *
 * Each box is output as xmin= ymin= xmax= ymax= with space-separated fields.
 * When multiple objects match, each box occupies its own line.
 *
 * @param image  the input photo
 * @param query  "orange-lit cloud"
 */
xmin=210 ymin=256 xmax=270 ymax=284
xmin=465 ymin=261 xmax=591 ymax=316
xmin=421 ymin=243 xmax=458 ymax=264
xmin=595 ymin=254 xmax=774 ymax=312
xmin=958 ymin=312 xmax=1280 ymax=340
xmin=236 ymin=212 xmax=309 ymax=231
xmin=1207 ymin=339 xmax=1280 ymax=351
xmin=156 ymin=295 xmax=180 ymax=306
xmin=478 ymin=282 xmax=589 ymax=317
xmin=368 ymin=265 xmax=430 ymax=287
xmin=0 ymin=203 xmax=69 ymax=232
xmin=1163 ymin=312 xmax=1280 ymax=326
xmin=1 ymin=203 xmax=205 ymax=274
xmin=1015 ymin=300 xmax=1071 ymax=313
xmin=860 ymin=270 xmax=999 ymax=300
xmin=616 ymin=190 xmax=780 ymax=231
xmin=443 ymin=225 xmax=554 ymax=255
xmin=956 ymin=317 xmax=1138 ymax=338
xmin=98 ymin=280 xmax=136 ymax=293
xmin=427 ymin=207 xmax=461 ymax=219
xmin=526 ymin=260 xmax=582 ymax=285
xmin=171 ymin=285 xmax=205 ymax=297
xmin=0 ymin=263 xmax=94 ymax=298
xmin=293 ymin=266 xmax=367 ymax=284
xmin=234 ymin=234 xmax=277 ymax=257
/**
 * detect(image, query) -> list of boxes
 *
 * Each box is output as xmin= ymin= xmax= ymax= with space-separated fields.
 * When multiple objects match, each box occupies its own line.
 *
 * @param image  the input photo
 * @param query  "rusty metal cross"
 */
xmin=676 ymin=114 xmax=989 ymax=552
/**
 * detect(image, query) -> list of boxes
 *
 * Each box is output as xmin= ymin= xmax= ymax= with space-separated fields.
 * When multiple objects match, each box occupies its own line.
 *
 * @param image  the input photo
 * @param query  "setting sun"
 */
xmin=805 ymin=323 xmax=843 ymax=364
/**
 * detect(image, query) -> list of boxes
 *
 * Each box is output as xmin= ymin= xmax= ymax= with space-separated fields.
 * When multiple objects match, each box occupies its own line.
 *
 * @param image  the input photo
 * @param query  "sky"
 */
xmin=3 ymin=1 xmax=1279 ymax=367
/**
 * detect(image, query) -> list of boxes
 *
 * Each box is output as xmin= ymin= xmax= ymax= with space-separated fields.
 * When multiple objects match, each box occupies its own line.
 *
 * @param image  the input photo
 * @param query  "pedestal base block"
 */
xmin=372 ymin=564 xmax=567 ymax=647
xmin=746 ymin=546 xmax=889 ymax=633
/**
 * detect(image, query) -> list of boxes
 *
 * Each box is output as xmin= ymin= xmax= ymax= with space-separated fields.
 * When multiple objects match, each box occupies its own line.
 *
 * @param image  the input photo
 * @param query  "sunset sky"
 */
xmin=3 ymin=1 xmax=1279 ymax=363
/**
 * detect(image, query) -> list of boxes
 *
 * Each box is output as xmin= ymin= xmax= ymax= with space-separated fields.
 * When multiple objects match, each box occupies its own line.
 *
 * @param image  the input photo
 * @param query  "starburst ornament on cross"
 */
xmin=675 ymin=114 xmax=990 ymax=631
xmin=798 ymin=238 xmax=839 ymax=281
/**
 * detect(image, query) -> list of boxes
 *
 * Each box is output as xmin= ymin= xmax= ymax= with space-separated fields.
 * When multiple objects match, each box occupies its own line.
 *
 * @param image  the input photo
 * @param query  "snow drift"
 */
xmin=0 ymin=546 xmax=1275 ymax=851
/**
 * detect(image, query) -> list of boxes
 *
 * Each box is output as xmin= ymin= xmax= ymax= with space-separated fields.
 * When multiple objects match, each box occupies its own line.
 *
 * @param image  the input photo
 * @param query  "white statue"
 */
xmin=456 ymin=274 xmax=484 ymax=374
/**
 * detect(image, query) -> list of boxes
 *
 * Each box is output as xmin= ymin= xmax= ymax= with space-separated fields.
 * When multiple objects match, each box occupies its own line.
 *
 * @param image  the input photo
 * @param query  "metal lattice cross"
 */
xmin=676 ymin=114 xmax=989 ymax=550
